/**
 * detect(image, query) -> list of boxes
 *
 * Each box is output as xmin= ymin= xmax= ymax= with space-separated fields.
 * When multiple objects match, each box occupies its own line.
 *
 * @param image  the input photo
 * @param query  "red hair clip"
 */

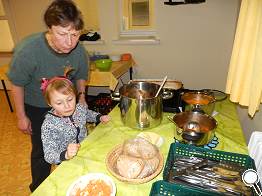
xmin=40 ymin=78 xmax=50 ymax=93
xmin=40 ymin=76 xmax=72 ymax=93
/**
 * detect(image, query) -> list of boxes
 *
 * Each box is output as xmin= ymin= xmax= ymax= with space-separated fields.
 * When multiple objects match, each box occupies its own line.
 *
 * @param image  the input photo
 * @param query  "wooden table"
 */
xmin=87 ymin=60 xmax=134 ymax=90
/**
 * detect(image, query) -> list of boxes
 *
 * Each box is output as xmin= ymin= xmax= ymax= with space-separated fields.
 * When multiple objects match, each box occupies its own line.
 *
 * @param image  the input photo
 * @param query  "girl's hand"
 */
xmin=100 ymin=115 xmax=111 ymax=123
xmin=65 ymin=143 xmax=81 ymax=160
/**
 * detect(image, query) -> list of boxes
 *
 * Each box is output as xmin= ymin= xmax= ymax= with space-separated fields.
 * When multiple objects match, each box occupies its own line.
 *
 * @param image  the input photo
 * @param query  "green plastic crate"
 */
xmin=150 ymin=142 xmax=259 ymax=196
xmin=150 ymin=180 xmax=223 ymax=196
xmin=163 ymin=143 xmax=256 ymax=180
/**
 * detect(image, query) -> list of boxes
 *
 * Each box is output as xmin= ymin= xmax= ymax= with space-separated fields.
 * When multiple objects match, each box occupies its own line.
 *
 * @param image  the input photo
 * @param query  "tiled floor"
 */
xmin=0 ymin=91 xmax=31 ymax=196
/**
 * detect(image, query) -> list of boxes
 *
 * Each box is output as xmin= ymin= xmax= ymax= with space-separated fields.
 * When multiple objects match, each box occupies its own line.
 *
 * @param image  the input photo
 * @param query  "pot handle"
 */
xmin=200 ymin=89 xmax=227 ymax=102
xmin=162 ymin=90 xmax=174 ymax=100
xmin=110 ymin=91 xmax=120 ymax=101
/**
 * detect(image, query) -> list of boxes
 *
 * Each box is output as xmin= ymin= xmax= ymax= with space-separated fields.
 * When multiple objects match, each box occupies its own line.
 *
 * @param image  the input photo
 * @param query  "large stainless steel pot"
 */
xmin=112 ymin=82 xmax=172 ymax=129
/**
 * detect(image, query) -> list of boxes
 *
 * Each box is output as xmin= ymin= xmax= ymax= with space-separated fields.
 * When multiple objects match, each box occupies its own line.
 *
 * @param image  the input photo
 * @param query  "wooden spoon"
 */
xmin=155 ymin=76 xmax=167 ymax=97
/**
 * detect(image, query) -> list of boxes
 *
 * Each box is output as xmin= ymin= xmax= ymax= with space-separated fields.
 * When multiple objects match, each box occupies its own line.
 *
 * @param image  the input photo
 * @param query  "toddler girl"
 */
xmin=41 ymin=76 xmax=110 ymax=164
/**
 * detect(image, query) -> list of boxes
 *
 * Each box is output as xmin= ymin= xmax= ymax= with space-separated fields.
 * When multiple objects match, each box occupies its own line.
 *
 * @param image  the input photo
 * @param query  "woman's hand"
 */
xmin=78 ymin=93 xmax=87 ymax=105
xmin=18 ymin=115 xmax=32 ymax=135
xmin=65 ymin=143 xmax=81 ymax=160
xmin=100 ymin=115 xmax=111 ymax=123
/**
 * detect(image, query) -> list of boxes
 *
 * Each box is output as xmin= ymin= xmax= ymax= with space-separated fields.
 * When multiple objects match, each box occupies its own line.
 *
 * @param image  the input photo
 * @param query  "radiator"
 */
xmin=248 ymin=131 xmax=262 ymax=180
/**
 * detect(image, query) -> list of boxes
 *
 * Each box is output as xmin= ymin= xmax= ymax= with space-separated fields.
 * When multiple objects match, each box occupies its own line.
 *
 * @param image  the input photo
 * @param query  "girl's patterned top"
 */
xmin=41 ymin=103 xmax=100 ymax=164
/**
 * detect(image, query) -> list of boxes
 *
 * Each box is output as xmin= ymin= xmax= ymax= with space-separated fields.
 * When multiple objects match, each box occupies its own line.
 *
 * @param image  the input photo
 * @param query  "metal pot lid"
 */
xmin=200 ymin=89 xmax=227 ymax=102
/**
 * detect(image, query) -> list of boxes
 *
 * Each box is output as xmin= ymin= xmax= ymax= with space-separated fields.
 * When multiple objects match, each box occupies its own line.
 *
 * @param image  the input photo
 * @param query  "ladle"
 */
xmin=168 ymin=116 xmax=203 ymax=142
xmin=155 ymin=76 xmax=167 ymax=97
xmin=182 ymin=121 xmax=203 ymax=142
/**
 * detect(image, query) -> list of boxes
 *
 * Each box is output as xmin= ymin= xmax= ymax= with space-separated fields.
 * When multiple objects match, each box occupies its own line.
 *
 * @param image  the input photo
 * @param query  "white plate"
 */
xmin=66 ymin=173 xmax=116 ymax=196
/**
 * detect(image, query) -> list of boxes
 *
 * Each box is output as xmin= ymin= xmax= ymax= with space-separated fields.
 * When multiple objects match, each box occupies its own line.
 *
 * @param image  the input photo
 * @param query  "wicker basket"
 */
xmin=106 ymin=144 xmax=164 ymax=184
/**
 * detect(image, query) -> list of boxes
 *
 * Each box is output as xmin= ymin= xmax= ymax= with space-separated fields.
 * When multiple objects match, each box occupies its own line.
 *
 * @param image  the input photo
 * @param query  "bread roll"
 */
xmin=122 ymin=137 xmax=158 ymax=159
xmin=122 ymin=139 xmax=141 ymax=158
xmin=139 ymin=138 xmax=158 ymax=159
xmin=137 ymin=156 xmax=160 ymax=178
xmin=116 ymin=154 xmax=144 ymax=179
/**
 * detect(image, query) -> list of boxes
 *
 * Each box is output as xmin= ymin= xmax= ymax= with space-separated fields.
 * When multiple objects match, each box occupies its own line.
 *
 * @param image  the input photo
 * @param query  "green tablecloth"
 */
xmin=32 ymin=99 xmax=248 ymax=196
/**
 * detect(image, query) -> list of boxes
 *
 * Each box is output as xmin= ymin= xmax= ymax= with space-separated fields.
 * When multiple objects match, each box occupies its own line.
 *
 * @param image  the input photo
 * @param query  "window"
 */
xmin=120 ymin=0 xmax=155 ymax=37
xmin=0 ymin=0 xmax=14 ymax=52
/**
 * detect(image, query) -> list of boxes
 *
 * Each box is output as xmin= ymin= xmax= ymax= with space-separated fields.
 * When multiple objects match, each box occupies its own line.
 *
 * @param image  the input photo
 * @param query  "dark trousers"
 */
xmin=25 ymin=104 xmax=51 ymax=192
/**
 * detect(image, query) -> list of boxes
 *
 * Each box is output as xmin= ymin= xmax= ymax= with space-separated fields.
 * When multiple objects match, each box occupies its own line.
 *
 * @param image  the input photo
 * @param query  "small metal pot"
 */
xmin=171 ymin=111 xmax=217 ymax=146
xmin=111 ymin=82 xmax=173 ymax=129
xmin=181 ymin=91 xmax=216 ymax=115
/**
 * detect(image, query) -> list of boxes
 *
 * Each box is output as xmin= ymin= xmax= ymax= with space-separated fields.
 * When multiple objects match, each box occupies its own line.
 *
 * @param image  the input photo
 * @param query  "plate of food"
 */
xmin=66 ymin=173 xmax=116 ymax=196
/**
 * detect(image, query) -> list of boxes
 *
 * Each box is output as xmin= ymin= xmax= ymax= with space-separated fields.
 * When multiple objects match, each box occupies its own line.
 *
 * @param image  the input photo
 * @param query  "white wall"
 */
xmin=237 ymin=105 xmax=262 ymax=143
xmin=84 ymin=0 xmax=240 ymax=91
xmin=6 ymin=0 xmax=51 ymax=42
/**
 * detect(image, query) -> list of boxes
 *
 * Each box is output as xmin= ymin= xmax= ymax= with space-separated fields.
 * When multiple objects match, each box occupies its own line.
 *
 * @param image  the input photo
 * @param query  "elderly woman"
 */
xmin=7 ymin=0 xmax=88 ymax=192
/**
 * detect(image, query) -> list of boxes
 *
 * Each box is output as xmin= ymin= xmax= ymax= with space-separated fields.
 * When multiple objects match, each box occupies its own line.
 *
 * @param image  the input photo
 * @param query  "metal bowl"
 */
xmin=172 ymin=111 xmax=217 ymax=146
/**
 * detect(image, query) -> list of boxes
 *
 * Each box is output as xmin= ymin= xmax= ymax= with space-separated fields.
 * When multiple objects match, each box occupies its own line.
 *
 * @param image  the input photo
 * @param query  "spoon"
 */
xmin=167 ymin=115 xmax=175 ymax=123
xmin=155 ymin=76 xmax=167 ymax=97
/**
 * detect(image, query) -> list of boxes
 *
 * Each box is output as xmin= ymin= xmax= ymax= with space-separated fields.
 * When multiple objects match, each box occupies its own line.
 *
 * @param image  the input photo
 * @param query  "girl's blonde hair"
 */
xmin=44 ymin=78 xmax=76 ymax=105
